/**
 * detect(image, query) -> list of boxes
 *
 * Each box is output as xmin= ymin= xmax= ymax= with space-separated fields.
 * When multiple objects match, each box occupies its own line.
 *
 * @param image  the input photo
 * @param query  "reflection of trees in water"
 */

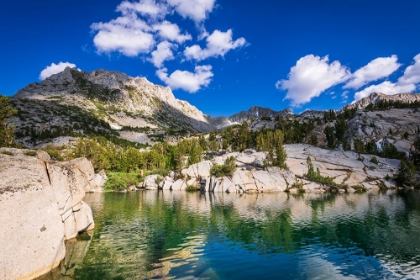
xmin=73 ymin=190 xmax=420 ymax=279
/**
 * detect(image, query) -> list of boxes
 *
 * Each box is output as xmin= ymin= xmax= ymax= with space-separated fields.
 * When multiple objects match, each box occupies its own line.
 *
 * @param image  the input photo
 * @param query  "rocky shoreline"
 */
xmin=0 ymin=148 xmax=105 ymax=280
xmin=140 ymin=144 xmax=400 ymax=193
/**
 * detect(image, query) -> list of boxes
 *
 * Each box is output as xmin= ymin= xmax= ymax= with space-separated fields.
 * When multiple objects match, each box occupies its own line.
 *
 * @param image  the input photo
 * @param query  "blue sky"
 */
xmin=1 ymin=0 xmax=420 ymax=117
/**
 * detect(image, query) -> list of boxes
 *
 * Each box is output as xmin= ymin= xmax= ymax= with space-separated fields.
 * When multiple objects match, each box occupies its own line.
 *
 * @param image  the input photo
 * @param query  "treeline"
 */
xmin=68 ymin=136 xmax=204 ymax=174
xmin=364 ymin=100 xmax=420 ymax=111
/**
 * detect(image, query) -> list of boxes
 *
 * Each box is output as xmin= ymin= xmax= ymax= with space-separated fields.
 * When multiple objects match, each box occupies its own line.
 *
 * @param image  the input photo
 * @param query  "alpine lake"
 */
xmin=42 ymin=190 xmax=420 ymax=280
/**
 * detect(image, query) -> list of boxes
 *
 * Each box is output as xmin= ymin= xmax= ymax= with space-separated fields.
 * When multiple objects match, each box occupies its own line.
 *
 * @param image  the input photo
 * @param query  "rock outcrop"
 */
xmin=0 ymin=148 xmax=103 ymax=280
xmin=142 ymin=144 xmax=400 ymax=193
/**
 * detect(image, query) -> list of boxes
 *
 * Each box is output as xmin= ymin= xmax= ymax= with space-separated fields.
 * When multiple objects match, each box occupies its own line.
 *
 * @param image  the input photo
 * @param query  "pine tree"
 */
xmin=0 ymin=95 xmax=17 ymax=147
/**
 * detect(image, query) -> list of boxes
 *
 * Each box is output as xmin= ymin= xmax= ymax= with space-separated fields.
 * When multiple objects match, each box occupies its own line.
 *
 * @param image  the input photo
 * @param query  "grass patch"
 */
xmin=0 ymin=150 xmax=13 ymax=156
xmin=24 ymin=150 xmax=37 ymax=156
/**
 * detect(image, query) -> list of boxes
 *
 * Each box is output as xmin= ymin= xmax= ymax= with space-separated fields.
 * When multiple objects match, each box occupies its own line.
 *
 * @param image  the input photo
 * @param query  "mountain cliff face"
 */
xmin=13 ymin=67 xmax=217 ymax=133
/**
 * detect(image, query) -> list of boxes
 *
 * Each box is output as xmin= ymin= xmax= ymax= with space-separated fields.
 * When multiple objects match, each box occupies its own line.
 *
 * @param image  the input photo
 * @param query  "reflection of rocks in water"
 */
xmin=37 ymin=231 xmax=93 ymax=280
xmin=149 ymin=234 xmax=219 ymax=279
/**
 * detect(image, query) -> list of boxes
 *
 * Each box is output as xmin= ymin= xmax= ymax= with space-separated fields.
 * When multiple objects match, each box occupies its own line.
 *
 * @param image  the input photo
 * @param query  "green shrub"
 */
xmin=352 ymin=184 xmax=367 ymax=192
xmin=186 ymin=184 xmax=199 ymax=192
xmin=104 ymin=172 xmax=140 ymax=191
xmin=41 ymin=145 xmax=64 ymax=161
xmin=0 ymin=150 xmax=13 ymax=156
xmin=370 ymin=156 xmax=379 ymax=165
xmin=210 ymin=156 xmax=236 ymax=177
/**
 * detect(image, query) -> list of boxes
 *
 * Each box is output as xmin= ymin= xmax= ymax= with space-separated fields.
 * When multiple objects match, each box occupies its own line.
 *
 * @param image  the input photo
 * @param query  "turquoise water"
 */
xmin=67 ymin=190 xmax=420 ymax=279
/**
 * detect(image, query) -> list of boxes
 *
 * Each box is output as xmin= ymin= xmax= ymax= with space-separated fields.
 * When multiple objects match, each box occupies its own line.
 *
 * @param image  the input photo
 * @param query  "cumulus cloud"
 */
xmin=156 ymin=65 xmax=213 ymax=92
xmin=91 ymin=15 xmax=154 ymax=56
xmin=166 ymin=0 xmax=215 ymax=22
xmin=153 ymin=21 xmax=191 ymax=43
xmin=353 ymin=81 xmax=415 ymax=101
xmin=150 ymin=41 xmax=174 ymax=68
xmin=90 ymin=0 xmax=246 ymax=94
xmin=39 ymin=62 xmax=76 ymax=80
xmin=184 ymin=29 xmax=246 ymax=61
xmin=117 ymin=0 xmax=167 ymax=18
xmin=276 ymin=55 xmax=350 ymax=106
xmin=398 ymin=53 xmax=420 ymax=85
xmin=353 ymin=53 xmax=420 ymax=101
xmin=344 ymin=55 xmax=401 ymax=89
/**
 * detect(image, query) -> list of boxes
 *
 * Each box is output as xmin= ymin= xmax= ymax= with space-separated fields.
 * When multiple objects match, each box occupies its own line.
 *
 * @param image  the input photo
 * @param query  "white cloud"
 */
xmin=39 ymin=62 xmax=76 ymax=80
xmin=398 ymin=53 xmax=420 ymax=85
xmin=150 ymin=41 xmax=174 ymax=68
xmin=276 ymin=55 xmax=350 ymax=106
xmin=91 ymin=14 xmax=154 ymax=56
xmin=117 ymin=0 xmax=167 ymax=18
xmin=153 ymin=21 xmax=191 ymax=43
xmin=184 ymin=29 xmax=246 ymax=61
xmin=353 ymin=81 xmax=415 ymax=101
xmin=156 ymin=65 xmax=213 ymax=92
xmin=353 ymin=53 xmax=420 ymax=102
xmin=167 ymin=0 xmax=215 ymax=22
xmin=344 ymin=55 xmax=400 ymax=89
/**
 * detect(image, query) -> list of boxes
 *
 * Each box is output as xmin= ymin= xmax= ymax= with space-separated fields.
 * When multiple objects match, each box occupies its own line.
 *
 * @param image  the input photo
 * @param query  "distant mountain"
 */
xmin=228 ymin=106 xmax=293 ymax=123
xmin=344 ymin=92 xmax=420 ymax=110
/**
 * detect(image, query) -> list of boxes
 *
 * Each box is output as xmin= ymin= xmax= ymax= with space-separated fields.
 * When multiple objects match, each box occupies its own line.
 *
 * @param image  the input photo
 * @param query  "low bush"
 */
xmin=104 ymin=172 xmax=140 ymax=191
xmin=210 ymin=156 xmax=236 ymax=177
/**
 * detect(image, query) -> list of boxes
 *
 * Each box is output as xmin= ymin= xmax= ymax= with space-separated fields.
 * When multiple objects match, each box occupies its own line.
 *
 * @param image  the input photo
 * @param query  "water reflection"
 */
xmin=69 ymin=190 xmax=420 ymax=279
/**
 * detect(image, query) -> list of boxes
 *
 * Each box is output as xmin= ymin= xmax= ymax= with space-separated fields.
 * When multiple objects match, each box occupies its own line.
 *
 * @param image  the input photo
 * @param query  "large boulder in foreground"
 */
xmin=0 ymin=148 xmax=100 ymax=280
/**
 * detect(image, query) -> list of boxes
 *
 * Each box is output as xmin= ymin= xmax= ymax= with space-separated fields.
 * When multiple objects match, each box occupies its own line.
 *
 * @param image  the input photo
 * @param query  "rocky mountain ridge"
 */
xmin=8 ymin=67 xmax=420 ymax=150
xmin=345 ymin=92 xmax=420 ymax=110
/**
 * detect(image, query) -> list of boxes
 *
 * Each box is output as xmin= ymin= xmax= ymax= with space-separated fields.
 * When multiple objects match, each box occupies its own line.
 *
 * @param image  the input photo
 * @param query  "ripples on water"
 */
xmin=50 ymin=190 xmax=420 ymax=279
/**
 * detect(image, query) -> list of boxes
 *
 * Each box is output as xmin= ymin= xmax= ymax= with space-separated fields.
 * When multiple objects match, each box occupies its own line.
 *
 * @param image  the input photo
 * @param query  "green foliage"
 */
xmin=411 ymin=137 xmax=420 ymax=167
xmin=370 ymin=156 xmax=379 ymax=165
xmin=395 ymin=160 xmax=416 ymax=187
xmin=0 ymin=94 xmax=18 ymax=147
xmin=155 ymin=175 xmax=163 ymax=185
xmin=41 ymin=145 xmax=65 ymax=161
xmin=186 ymin=184 xmax=199 ymax=192
xmin=24 ymin=150 xmax=37 ymax=156
xmin=310 ymin=135 xmax=318 ymax=146
xmin=334 ymin=118 xmax=348 ymax=142
xmin=324 ymin=126 xmax=336 ymax=149
xmin=365 ymin=140 xmax=379 ymax=155
xmin=255 ymin=129 xmax=287 ymax=168
xmin=0 ymin=150 xmax=13 ymax=156
xmin=353 ymin=138 xmax=366 ymax=154
xmin=323 ymin=109 xmax=337 ymax=123
xmin=209 ymin=140 xmax=218 ymax=151
xmin=291 ymin=182 xmax=305 ymax=193
xmin=363 ymin=99 xmax=420 ymax=111
xmin=342 ymin=139 xmax=351 ymax=151
xmin=351 ymin=184 xmax=367 ymax=192
xmin=210 ymin=156 xmax=236 ymax=177
xmin=104 ymin=172 xmax=140 ymax=191
xmin=304 ymin=156 xmax=335 ymax=186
